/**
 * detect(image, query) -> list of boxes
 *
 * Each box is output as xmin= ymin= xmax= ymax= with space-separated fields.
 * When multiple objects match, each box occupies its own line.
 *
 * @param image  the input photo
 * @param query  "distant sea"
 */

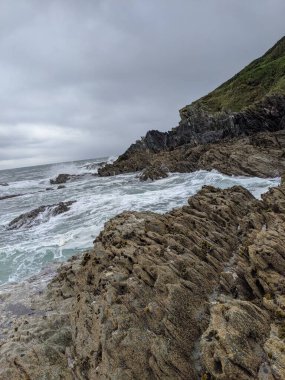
xmin=0 ymin=157 xmax=280 ymax=284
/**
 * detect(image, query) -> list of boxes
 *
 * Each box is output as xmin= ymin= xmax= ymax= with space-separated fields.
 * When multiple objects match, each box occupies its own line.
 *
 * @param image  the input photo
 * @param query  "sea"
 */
xmin=0 ymin=157 xmax=280 ymax=285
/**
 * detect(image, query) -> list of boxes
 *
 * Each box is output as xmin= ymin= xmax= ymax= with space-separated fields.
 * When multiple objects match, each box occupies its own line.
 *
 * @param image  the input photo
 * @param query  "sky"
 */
xmin=0 ymin=0 xmax=284 ymax=170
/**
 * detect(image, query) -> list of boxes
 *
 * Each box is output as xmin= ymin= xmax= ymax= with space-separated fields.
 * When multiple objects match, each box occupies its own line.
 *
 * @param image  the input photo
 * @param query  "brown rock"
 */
xmin=1 ymin=182 xmax=285 ymax=379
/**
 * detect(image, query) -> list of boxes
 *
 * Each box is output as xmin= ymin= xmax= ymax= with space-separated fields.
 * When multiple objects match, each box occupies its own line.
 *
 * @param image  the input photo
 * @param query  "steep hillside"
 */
xmin=98 ymin=36 xmax=285 ymax=179
xmin=185 ymin=36 xmax=285 ymax=113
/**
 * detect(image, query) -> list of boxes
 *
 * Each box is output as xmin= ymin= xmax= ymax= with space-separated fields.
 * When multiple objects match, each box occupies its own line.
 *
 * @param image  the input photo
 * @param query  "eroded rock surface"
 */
xmin=99 ymin=130 xmax=285 ymax=179
xmin=1 ymin=182 xmax=285 ymax=379
xmin=7 ymin=200 xmax=76 ymax=230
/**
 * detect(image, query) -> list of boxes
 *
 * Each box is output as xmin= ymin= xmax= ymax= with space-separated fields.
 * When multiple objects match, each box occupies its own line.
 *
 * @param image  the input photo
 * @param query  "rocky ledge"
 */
xmin=100 ymin=129 xmax=285 ymax=179
xmin=1 ymin=180 xmax=285 ymax=379
xmin=98 ymin=96 xmax=285 ymax=180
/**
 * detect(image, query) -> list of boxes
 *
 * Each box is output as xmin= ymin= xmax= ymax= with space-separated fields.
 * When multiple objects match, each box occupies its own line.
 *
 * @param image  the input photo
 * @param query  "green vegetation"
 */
xmin=186 ymin=36 xmax=285 ymax=113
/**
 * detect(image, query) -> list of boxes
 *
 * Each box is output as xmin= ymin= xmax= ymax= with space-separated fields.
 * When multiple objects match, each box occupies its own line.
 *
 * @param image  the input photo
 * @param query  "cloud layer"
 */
xmin=0 ymin=0 xmax=284 ymax=169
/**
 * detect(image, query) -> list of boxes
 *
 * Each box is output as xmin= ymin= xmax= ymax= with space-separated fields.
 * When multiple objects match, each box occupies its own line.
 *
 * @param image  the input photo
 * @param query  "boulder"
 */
xmin=50 ymin=174 xmax=73 ymax=184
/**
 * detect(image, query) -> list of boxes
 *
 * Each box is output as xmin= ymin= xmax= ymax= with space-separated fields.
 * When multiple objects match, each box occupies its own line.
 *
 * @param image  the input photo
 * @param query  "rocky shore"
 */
xmin=99 ymin=129 xmax=285 ymax=180
xmin=1 ymin=178 xmax=285 ymax=379
xmin=1 ymin=36 xmax=285 ymax=380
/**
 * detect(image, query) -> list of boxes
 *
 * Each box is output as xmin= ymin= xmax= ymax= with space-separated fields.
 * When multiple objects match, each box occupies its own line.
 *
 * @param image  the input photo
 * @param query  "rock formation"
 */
xmin=1 ymin=180 xmax=285 ymax=379
xmin=7 ymin=201 xmax=76 ymax=230
xmin=50 ymin=173 xmax=77 ymax=184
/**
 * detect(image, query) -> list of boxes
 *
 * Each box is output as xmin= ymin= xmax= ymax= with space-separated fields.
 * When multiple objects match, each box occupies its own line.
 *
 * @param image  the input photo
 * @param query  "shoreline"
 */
xmin=1 ymin=181 xmax=285 ymax=379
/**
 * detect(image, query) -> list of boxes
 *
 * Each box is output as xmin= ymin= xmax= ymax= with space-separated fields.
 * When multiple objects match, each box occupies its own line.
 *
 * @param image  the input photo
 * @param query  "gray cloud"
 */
xmin=0 ymin=0 xmax=284 ymax=169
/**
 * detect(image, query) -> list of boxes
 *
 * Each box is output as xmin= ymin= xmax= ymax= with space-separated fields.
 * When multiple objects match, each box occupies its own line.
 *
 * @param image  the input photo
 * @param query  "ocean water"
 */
xmin=0 ymin=157 xmax=280 ymax=285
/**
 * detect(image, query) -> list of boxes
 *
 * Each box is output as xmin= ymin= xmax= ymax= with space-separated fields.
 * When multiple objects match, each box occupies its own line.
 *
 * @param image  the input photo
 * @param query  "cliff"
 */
xmin=1 ymin=180 xmax=285 ymax=379
xmin=98 ymin=37 xmax=285 ymax=179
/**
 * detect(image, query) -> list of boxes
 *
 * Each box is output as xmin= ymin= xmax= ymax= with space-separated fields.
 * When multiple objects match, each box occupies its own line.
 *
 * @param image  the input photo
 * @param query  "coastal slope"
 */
xmin=98 ymin=37 xmax=285 ymax=179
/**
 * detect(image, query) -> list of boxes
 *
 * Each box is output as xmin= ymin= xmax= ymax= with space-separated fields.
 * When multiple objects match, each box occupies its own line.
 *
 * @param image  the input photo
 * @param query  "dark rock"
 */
xmin=50 ymin=172 xmax=96 ymax=184
xmin=139 ymin=165 xmax=168 ymax=181
xmin=45 ymin=187 xmax=54 ymax=191
xmin=57 ymin=185 xmax=66 ymax=189
xmin=50 ymin=174 xmax=73 ymax=184
xmin=99 ymin=130 xmax=285 ymax=179
xmin=99 ymin=95 xmax=285 ymax=179
xmin=7 ymin=201 xmax=76 ymax=230
xmin=0 ymin=194 xmax=23 ymax=201
xmin=0 ymin=182 xmax=8 ymax=186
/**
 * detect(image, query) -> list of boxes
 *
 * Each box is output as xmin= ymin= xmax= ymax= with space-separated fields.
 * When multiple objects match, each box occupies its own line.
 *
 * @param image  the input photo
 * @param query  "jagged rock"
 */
xmin=7 ymin=201 xmax=76 ymax=230
xmin=99 ymin=130 xmax=285 ymax=179
xmin=1 ymin=182 xmax=285 ymax=379
xmin=50 ymin=174 xmax=74 ymax=184
xmin=139 ymin=165 xmax=168 ymax=181
xmin=50 ymin=173 xmax=97 ymax=184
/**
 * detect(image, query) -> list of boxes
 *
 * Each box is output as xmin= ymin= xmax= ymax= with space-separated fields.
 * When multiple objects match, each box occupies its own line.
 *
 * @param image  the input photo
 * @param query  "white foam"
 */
xmin=0 ymin=167 xmax=280 ymax=284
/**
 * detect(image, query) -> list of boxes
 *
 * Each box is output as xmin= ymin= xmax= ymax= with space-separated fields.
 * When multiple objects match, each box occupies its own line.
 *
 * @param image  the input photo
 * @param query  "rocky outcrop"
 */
xmin=139 ymin=165 xmax=168 ymax=181
xmin=50 ymin=173 xmax=77 ymax=184
xmin=7 ymin=200 xmax=76 ymax=230
xmin=99 ymin=130 xmax=285 ymax=178
xmin=50 ymin=172 xmax=98 ymax=185
xmin=1 ymin=181 xmax=285 ymax=379
xmin=98 ymin=95 xmax=285 ymax=179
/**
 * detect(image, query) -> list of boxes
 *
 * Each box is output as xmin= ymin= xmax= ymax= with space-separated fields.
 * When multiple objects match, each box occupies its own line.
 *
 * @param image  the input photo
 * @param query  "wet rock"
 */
xmin=7 ymin=200 xmax=76 ymax=230
xmin=83 ymin=161 xmax=106 ymax=170
xmin=57 ymin=185 xmax=66 ymax=189
xmin=50 ymin=173 xmax=96 ymax=184
xmin=0 ymin=194 xmax=23 ymax=201
xmin=45 ymin=187 xmax=54 ymax=191
xmin=0 ymin=182 xmax=8 ymax=186
xmin=50 ymin=173 xmax=74 ymax=184
xmin=139 ymin=165 xmax=168 ymax=181
xmin=99 ymin=130 xmax=285 ymax=179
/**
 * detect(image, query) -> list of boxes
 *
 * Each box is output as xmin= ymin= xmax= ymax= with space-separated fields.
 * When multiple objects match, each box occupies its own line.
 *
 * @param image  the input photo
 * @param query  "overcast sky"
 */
xmin=0 ymin=0 xmax=284 ymax=170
